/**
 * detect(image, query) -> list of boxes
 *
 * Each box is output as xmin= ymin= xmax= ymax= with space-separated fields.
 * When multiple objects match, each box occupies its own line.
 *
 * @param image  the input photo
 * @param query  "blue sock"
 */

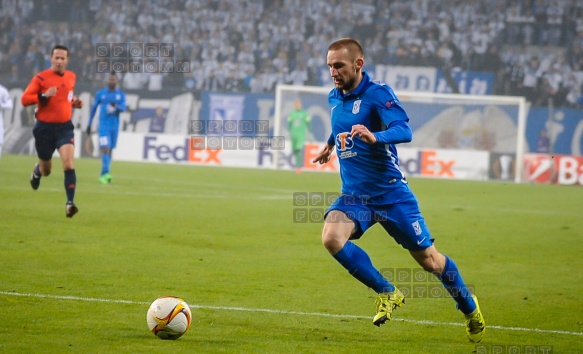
xmin=333 ymin=241 xmax=395 ymax=293
xmin=439 ymin=255 xmax=476 ymax=314
xmin=64 ymin=169 xmax=76 ymax=203
xmin=101 ymin=153 xmax=111 ymax=175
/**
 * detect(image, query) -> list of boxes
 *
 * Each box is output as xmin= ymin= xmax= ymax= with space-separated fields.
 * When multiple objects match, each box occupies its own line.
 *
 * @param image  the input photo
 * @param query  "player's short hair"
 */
xmin=328 ymin=38 xmax=364 ymax=61
xmin=51 ymin=45 xmax=70 ymax=58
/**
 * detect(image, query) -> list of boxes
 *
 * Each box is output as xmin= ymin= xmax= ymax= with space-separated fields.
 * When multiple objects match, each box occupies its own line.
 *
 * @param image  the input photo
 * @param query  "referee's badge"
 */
xmin=352 ymin=100 xmax=361 ymax=114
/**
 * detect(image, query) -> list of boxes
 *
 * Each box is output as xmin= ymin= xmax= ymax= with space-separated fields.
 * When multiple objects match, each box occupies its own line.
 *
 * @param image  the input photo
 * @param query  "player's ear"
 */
xmin=355 ymin=58 xmax=364 ymax=70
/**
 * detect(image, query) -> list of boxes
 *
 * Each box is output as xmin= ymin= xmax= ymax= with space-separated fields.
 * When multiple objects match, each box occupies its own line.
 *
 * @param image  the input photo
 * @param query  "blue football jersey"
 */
xmin=89 ymin=88 xmax=126 ymax=131
xmin=328 ymin=72 xmax=410 ymax=199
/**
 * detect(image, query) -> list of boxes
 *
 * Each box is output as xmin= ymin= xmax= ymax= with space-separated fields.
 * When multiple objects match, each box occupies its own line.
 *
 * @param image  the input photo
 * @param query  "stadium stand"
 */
xmin=1 ymin=0 xmax=582 ymax=108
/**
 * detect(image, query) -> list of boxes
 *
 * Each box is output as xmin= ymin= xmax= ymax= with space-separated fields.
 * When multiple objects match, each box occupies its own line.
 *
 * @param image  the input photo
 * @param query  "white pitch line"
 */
xmin=1 ymin=291 xmax=581 ymax=337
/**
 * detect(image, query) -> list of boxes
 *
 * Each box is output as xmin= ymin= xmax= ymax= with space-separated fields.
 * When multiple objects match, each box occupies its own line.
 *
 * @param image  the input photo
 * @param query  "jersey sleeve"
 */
xmin=372 ymin=119 xmax=412 ymax=144
xmin=88 ymin=89 xmax=102 ymax=126
xmin=21 ymin=75 xmax=42 ymax=106
xmin=371 ymin=85 xmax=412 ymax=144
xmin=372 ymin=85 xmax=409 ymax=126
xmin=117 ymin=91 xmax=127 ymax=112
xmin=0 ymin=88 xmax=13 ymax=109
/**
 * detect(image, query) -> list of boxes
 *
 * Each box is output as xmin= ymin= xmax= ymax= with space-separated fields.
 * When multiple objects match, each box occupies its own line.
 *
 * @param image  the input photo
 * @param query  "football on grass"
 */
xmin=146 ymin=296 xmax=192 ymax=340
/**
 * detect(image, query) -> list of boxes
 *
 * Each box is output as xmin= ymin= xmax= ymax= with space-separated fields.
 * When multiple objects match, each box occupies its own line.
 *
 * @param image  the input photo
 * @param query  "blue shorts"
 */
xmin=98 ymin=128 xmax=118 ymax=149
xmin=325 ymin=182 xmax=434 ymax=251
xmin=32 ymin=120 xmax=75 ymax=161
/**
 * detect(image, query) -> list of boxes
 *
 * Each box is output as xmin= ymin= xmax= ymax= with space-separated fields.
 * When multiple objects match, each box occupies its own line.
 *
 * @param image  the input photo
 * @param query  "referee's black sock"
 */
xmin=64 ymin=169 xmax=76 ymax=203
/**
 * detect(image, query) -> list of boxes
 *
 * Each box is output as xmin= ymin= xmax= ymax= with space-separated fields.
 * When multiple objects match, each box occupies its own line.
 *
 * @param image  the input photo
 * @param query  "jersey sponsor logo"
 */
xmin=336 ymin=132 xmax=357 ymax=159
xmin=352 ymin=100 xmax=361 ymax=114
xmin=412 ymin=220 xmax=422 ymax=236
xmin=335 ymin=132 xmax=354 ymax=151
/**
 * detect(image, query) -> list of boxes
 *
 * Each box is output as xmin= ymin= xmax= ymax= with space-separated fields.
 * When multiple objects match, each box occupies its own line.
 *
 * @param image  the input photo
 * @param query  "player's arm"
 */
xmin=87 ymin=92 xmax=101 ymax=134
xmin=116 ymin=92 xmax=127 ymax=112
xmin=354 ymin=86 xmax=413 ymax=145
xmin=372 ymin=119 xmax=412 ymax=144
xmin=313 ymin=134 xmax=335 ymax=164
xmin=21 ymin=76 xmax=45 ymax=106
xmin=0 ymin=90 xmax=13 ymax=110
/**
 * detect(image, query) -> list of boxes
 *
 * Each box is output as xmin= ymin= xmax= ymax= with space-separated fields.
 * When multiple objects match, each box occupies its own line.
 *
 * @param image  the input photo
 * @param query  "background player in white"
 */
xmin=0 ymin=79 xmax=14 ymax=158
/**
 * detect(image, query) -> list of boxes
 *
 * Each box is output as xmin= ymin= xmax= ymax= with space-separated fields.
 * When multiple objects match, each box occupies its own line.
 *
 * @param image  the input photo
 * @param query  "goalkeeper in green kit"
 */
xmin=287 ymin=98 xmax=312 ymax=173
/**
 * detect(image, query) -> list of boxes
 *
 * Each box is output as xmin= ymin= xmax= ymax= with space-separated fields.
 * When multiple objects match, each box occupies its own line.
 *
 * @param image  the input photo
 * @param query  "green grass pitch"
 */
xmin=0 ymin=154 xmax=581 ymax=353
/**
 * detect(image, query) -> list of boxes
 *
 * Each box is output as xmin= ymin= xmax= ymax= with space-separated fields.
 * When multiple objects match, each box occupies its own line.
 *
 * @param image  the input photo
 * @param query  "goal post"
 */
xmin=274 ymin=84 xmax=529 ymax=183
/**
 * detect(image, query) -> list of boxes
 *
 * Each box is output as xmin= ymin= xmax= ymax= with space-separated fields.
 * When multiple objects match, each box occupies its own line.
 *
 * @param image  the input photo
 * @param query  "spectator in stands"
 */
xmin=149 ymin=106 xmax=167 ymax=133
xmin=1 ymin=0 xmax=581 ymax=109
xmin=201 ymin=69 xmax=223 ymax=92
xmin=223 ymin=69 xmax=244 ymax=92
xmin=521 ymin=56 xmax=542 ymax=103
xmin=123 ymin=61 xmax=147 ymax=90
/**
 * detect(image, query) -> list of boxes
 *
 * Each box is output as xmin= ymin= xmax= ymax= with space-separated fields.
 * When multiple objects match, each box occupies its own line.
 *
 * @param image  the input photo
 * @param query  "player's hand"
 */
xmin=44 ymin=86 xmax=57 ymax=97
xmin=85 ymin=126 xmax=91 ymax=136
xmin=351 ymin=124 xmax=376 ymax=144
xmin=106 ymin=103 xmax=117 ymax=114
xmin=313 ymin=144 xmax=334 ymax=164
xmin=72 ymin=96 xmax=83 ymax=108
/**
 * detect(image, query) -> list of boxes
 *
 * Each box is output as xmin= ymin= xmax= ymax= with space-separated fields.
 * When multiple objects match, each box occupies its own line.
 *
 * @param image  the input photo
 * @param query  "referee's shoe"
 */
xmin=66 ymin=202 xmax=78 ymax=218
xmin=30 ymin=163 xmax=41 ymax=190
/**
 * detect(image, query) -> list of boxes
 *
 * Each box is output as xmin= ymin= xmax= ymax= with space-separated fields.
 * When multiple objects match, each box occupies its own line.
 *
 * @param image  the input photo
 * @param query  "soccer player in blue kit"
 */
xmin=313 ymin=38 xmax=485 ymax=342
xmin=86 ymin=72 xmax=126 ymax=184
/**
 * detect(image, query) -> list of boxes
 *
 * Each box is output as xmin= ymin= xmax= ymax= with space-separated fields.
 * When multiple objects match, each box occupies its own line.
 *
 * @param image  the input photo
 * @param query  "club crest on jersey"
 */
xmin=412 ymin=220 xmax=422 ymax=236
xmin=352 ymin=100 xmax=361 ymax=114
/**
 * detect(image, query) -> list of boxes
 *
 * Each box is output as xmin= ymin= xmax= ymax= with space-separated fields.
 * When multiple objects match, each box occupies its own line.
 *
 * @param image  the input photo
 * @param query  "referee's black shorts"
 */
xmin=32 ymin=120 xmax=75 ymax=161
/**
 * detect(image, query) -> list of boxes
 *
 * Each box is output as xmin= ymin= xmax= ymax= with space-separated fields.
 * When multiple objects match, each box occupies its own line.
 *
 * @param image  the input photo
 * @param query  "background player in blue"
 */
xmin=86 ymin=72 xmax=126 ymax=184
xmin=313 ymin=38 xmax=485 ymax=342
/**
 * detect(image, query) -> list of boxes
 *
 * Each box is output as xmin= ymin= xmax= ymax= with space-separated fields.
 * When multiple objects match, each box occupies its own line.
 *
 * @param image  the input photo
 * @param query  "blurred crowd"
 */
xmin=1 ymin=0 xmax=583 ymax=108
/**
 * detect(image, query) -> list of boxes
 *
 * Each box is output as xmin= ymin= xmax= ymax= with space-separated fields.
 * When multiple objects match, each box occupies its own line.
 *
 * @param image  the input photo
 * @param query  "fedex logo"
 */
xmin=143 ymin=136 xmax=221 ymax=164
xmin=400 ymin=150 xmax=455 ymax=177
xmin=257 ymin=143 xmax=337 ymax=171
xmin=335 ymin=132 xmax=354 ymax=151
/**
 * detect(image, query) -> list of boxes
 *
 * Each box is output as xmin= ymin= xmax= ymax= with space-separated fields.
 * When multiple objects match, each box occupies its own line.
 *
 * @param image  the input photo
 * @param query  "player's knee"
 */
xmin=321 ymin=229 xmax=345 ymax=254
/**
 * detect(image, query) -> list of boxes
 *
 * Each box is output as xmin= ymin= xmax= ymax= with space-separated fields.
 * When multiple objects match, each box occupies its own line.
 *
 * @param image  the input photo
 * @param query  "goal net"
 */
xmin=274 ymin=84 xmax=529 ymax=183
